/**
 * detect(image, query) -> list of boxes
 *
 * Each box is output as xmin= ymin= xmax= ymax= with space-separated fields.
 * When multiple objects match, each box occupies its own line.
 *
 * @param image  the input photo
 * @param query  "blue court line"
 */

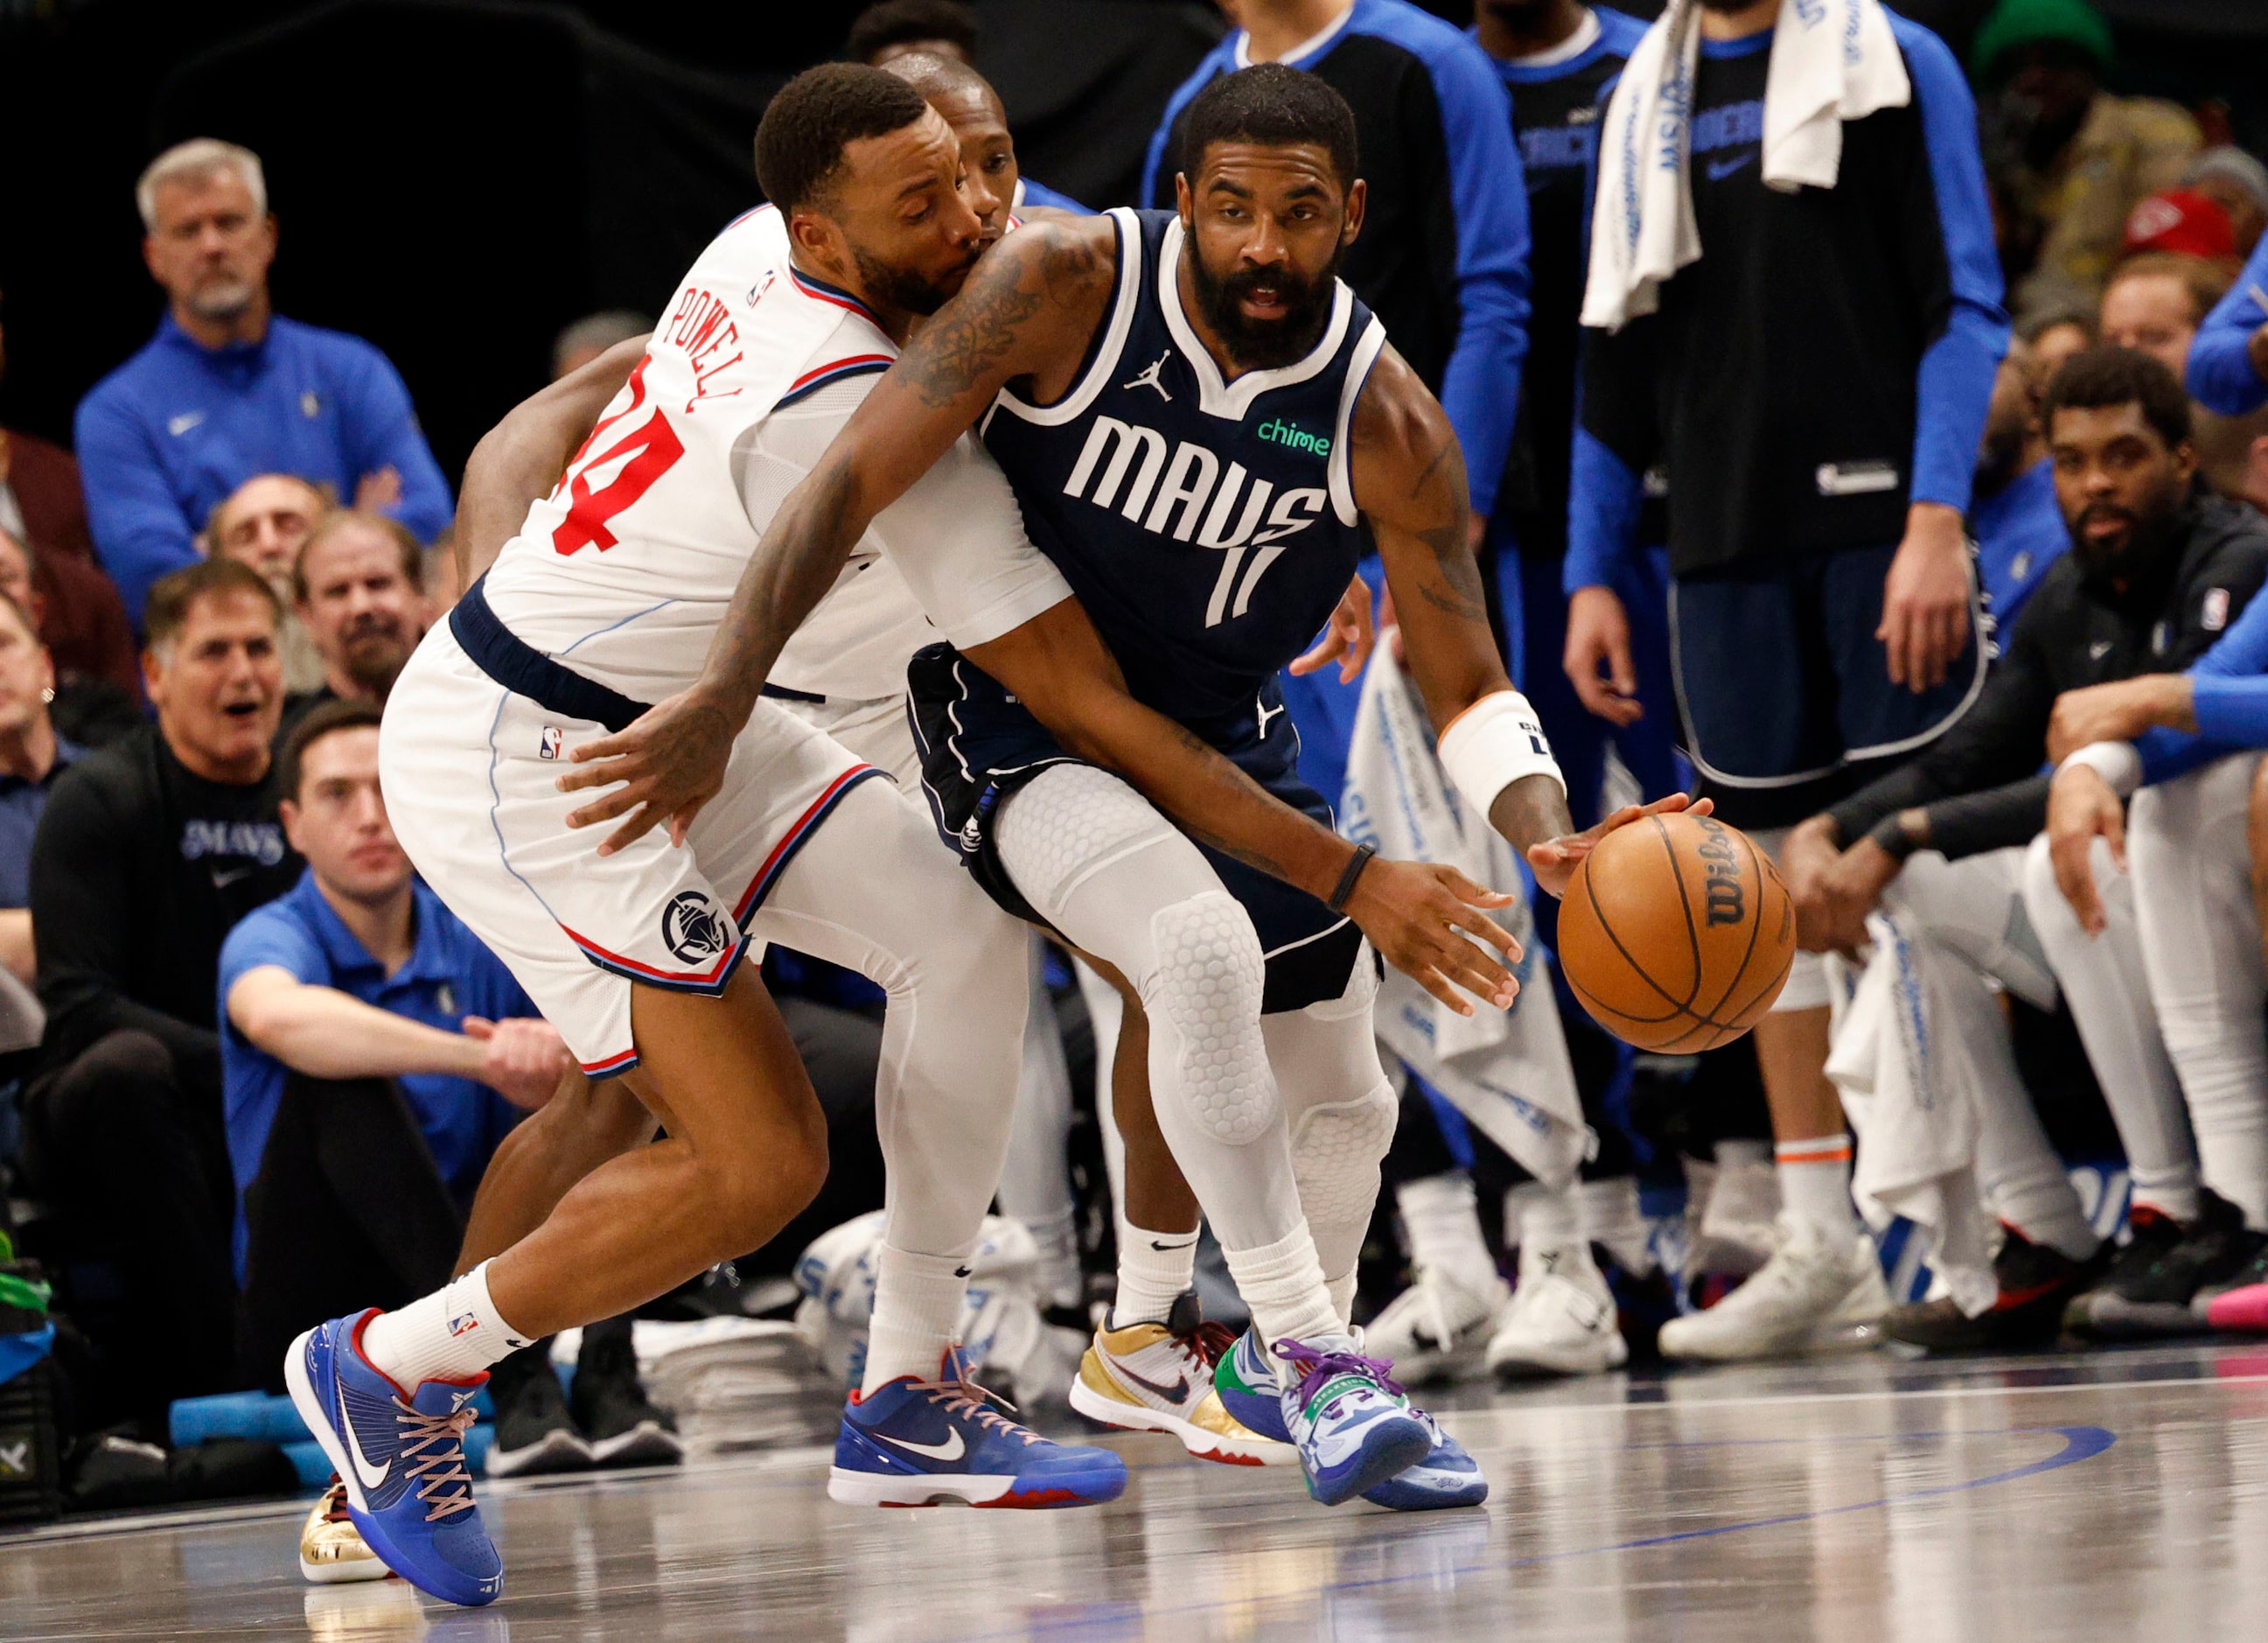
xmin=953 ymin=1424 xmax=2116 ymax=1640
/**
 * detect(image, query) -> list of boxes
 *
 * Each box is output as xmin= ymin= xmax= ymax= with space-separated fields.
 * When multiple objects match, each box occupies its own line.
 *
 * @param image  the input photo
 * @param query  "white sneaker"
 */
xmin=1485 ymin=1243 xmax=1629 ymax=1379
xmin=1692 ymin=1155 xmax=1782 ymax=1278
xmin=1658 ymin=1215 xmax=1888 ymax=1362
xmin=1363 ymin=1265 xmax=1511 ymax=1385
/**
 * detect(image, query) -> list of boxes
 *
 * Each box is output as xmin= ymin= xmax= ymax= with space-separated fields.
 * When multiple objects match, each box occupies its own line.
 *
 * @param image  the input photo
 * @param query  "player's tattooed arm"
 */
xmin=897 ymin=216 xmax=1116 ymax=411
xmin=1350 ymin=343 xmax=1510 ymax=736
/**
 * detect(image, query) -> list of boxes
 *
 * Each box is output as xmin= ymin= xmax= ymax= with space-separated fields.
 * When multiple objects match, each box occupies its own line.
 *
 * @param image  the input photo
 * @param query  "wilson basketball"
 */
xmin=1556 ymin=811 xmax=1796 ymax=1054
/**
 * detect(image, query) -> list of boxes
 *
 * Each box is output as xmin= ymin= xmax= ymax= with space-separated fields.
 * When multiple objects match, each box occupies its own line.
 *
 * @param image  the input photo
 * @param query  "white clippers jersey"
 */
xmin=479 ymin=206 xmax=1069 ymax=705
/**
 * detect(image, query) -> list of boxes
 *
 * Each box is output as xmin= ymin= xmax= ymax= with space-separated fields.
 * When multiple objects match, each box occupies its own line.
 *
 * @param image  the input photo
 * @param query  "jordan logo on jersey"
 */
xmin=1121 ymin=351 xmax=1174 ymax=401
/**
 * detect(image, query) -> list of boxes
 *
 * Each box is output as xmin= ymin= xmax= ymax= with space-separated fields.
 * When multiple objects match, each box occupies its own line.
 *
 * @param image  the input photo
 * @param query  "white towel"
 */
xmin=1582 ymin=0 xmax=1912 ymax=331
xmin=1340 ymin=647 xmax=1588 ymax=1185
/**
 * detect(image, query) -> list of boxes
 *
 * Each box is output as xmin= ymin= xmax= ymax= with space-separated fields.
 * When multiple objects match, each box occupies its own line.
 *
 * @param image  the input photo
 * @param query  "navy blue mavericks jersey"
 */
xmin=982 ymin=207 xmax=1386 ymax=727
xmin=1485 ymin=8 xmax=1646 ymax=549
xmin=908 ymin=208 xmax=1385 ymax=1011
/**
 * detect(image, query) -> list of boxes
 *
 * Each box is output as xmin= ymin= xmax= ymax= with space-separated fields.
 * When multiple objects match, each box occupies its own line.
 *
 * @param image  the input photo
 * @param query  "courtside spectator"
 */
xmin=1973 ymin=333 xmax=2069 ymax=627
xmin=2024 ymin=304 xmax=2096 ymax=388
xmin=206 ymin=473 xmax=330 ymax=694
xmin=276 ymin=512 xmax=428 ymax=745
xmin=1972 ymin=0 xmax=2199 ymax=327
xmin=2185 ymin=146 xmax=2268 ymax=260
xmin=0 ymin=591 xmax=80 ymax=986
xmin=73 ymin=140 xmax=452 ymax=626
xmin=2123 ymin=190 xmax=2238 ymax=270
xmin=0 ymin=526 xmax=139 ymax=749
xmin=221 ymin=702 xmax=566 ymax=1382
xmin=551 ymin=311 xmax=652 ymax=381
xmin=17 ymin=558 xmax=298 ymax=1422
xmin=0 ymin=290 xmax=96 ymax=563
xmin=2100 ymin=252 xmax=2268 ymax=507
xmin=847 ymin=0 xmax=977 ymax=66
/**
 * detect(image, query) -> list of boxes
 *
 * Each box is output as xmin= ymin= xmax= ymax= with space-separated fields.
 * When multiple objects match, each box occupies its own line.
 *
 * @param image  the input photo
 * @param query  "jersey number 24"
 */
xmin=551 ymin=357 xmax=686 ymax=556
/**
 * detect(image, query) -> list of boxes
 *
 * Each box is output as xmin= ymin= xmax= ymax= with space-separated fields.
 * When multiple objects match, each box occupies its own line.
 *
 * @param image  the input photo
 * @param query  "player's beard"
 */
xmin=1187 ymin=244 xmax=1343 ymax=372
xmin=853 ymin=241 xmax=980 ymax=319
xmin=2069 ymin=490 xmax=2183 ymax=584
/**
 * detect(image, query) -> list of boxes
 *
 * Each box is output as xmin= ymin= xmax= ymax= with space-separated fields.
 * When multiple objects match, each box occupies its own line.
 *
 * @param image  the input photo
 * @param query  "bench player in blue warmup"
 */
xmin=568 ymin=64 xmax=1701 ymax=1512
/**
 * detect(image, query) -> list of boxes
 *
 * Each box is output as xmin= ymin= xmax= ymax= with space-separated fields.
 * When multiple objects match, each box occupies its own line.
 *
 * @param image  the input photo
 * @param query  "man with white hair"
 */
xmin=74 ymin=138 xmax=452 ymax=626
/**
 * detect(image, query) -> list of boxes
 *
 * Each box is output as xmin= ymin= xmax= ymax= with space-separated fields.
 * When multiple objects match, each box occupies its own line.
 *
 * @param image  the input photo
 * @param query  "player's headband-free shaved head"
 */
xmin=1179 ymin=64 xmax=1361 ymax=193
xmin=756 ymin=62 xmax=936 ymax=213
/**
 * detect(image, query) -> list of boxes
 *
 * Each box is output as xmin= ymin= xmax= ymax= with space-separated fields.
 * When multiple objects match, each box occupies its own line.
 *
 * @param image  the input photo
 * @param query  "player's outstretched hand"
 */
xmin=557 ymin=689 xmax=741 ymax=856
xmin=1525 ymin=793 xmax=1711 ymax=899
xmin=1288 ymin=571 xmax=1377 ymax=684
xmin=1343 ymin=856 xmax=1523 ymax=1017
xmin=2045 ymin=761 xmax=2125 ymax=937
xmin=463 ymin=1016 xmax=574 ymax=1110
xmin=1563 ymin=585 xmax=1643 ymax=726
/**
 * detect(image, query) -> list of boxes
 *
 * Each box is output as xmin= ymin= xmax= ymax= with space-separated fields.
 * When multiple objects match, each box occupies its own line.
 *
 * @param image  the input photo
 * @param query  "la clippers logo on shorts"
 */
xmin=539 ymin=726 xmax=564 ymax=760
xmin=663 ymin=891 xmax=734 ymax=964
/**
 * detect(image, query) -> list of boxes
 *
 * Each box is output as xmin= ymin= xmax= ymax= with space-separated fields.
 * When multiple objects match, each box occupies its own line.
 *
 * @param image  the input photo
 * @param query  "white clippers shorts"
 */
xmin=379 ymin=623 xmax=883 ymax=1078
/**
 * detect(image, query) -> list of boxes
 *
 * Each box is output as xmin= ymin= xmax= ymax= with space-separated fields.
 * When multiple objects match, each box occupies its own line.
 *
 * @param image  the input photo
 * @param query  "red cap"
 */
xmin=2124 ymin=189 xmax=2237 ymax=261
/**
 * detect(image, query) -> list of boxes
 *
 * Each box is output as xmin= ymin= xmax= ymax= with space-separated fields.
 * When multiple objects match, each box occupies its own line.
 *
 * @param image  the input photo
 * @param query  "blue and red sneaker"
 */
xmin=284 ymin=1311 xmax=502 ymax=1607
xmin=828 ymin=1362 xmax=1127 ymax=1508
xmin=1358 ymin=1408 xmax=1489 ymax=1511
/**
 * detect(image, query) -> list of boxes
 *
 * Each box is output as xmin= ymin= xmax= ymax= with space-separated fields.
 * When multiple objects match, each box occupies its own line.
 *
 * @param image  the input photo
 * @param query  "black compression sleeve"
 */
xmin=1916 ymin=773 xmax=2055 ymax=861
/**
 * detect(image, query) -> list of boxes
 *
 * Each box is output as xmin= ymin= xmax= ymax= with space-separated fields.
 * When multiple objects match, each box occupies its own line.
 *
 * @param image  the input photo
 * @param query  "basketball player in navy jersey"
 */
xmin=566 ymin=64 xmax=1701 ymax=1511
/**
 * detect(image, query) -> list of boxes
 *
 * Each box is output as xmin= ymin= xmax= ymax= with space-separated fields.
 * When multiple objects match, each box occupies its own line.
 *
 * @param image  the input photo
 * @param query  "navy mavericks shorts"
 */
xmin=905 ymin=643 xmax=1365 ymax=1013
xmin=1669 ymin=543 xmax=1984 ymax=829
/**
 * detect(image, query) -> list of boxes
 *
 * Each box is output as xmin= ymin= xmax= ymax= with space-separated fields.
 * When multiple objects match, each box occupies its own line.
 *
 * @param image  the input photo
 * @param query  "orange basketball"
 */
xmin=1556 ymin=810 xmax=1795 ymax=1053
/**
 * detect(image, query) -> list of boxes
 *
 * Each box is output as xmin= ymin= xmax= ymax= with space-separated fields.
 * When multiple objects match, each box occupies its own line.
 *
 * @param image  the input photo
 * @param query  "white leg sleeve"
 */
xmin=1750 ymin=827 xmax=1831 ymax=1012
xmin=993 ymin=934 xmax=1077 ymax=1234
xmin=2128 ymin=754 xmax=2268 ymax=1228
xmin=1072 ymin=956 xmax=1128 ymax=1217
xmin=2021 ymin=828 xmax=2204 ymax=1221
xmin=748 ymin=777 xmax=1029 ymax=1262
xmin=993 ymin=765 xmax=1303 ymax=1255
xmin=1260 ymin=951 xmax=1395 ymax=1301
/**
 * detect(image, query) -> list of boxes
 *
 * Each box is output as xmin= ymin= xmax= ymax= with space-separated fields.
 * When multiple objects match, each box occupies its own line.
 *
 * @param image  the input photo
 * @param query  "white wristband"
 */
xmin=1437 ymin=690 xmax=1565 ymax=816
xmin=2061 ymin=740 xmax=2143 ymax=800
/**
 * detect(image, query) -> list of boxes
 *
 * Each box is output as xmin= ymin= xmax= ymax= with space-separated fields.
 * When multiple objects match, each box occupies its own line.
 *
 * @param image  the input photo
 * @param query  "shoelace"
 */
xmin=393 ymin=1400 xmax=479 ymax=1522
xmin=321 ymin=1476 xmax=352 ymax=1525
xmin=1173 ymin=1318 xmax=1240 ymax=1369
xmin=916 ymin=1375 xmax=1041 ymax=1447
xmin=1271 ymin=1339 xmax=1404 ymax=1409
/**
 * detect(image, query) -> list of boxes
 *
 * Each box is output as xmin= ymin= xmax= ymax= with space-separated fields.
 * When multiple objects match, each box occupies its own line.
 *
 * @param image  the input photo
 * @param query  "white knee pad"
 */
xmin=1147 ymin=890 xmax=1275 ymax=1145
xmin=1289 ymin=1083 xmax=1398 ymax=1227
xmin=995 ymin=763 xmax=1178 ymax=913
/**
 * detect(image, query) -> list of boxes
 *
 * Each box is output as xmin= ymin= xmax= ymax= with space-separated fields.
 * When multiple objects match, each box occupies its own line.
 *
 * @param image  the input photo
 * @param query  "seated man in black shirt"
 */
xmin=1781 ymin=348 xmax=2268 ymax=1350
xmin=18 ymin=557 xmax=299 ymax=1423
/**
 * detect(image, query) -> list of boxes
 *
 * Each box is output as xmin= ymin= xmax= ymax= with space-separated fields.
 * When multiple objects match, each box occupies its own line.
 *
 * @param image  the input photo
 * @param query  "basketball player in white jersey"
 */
xmin=287 ymin=65 xmax=1526 ymax=1605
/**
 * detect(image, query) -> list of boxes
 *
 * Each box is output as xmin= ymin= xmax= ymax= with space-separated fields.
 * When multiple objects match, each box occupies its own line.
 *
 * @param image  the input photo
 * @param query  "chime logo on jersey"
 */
xmin=662 ymin=891 xmax=735 ymax=964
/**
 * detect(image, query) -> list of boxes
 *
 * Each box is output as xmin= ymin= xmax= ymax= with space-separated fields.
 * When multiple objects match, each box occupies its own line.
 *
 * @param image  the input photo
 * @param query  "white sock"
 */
xmin=1220 ymin=1222 xmax=1340 ymax=1354
xmin=1395 ymin=1172 xmax=1496 ymax=1290
xmin=1518 ymin=1185 xmax=1581 ymax=1251
xmin=862 ymin=1246 xmax=968 ymax=1394
xmin=1112 ymin=1220 xmax=1198 ymax=1329
xmin=1776 ymin=1135 xmax=1859 ymax=1240
xmin=1326 ymin=1267 xmax=1359 ymax=1328
xmin=359 ymin=1262 xmax=534 ymax=1390
xmin=1716 ymin=1138 xmax=1772 ymax=1170
xmin=1577 ymin=1176 xmax=1654 ymax=1276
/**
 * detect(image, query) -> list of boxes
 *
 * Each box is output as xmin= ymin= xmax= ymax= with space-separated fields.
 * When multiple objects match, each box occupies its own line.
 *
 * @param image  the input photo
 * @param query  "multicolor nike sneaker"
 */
xmin=1217 ymin=1329 xmax=1431 ymax=1507
xmin=1068 ymin=1294 xmax=1295 ymax=1466
xmin=829 ymin=1360 xmax=1127 ymax=1508
xmin=1357 ymin=1409 xmax=1489 ymax=1511
xmin=284 ymin=1311 xmax=501 ymax=1608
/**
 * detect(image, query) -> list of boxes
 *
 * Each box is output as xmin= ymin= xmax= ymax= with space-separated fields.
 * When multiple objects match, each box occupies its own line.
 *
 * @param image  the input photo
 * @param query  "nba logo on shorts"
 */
xmin=449 ymin=1312 xmax=479 ymax=1338
xmin=539 ymin=726 xmax=564 ymax=760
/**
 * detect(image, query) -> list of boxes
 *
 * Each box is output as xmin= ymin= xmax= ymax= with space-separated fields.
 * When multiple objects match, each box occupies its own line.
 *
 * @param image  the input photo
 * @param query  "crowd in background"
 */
xmin=4 ymin=0 xmax=2268 ymax=1499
